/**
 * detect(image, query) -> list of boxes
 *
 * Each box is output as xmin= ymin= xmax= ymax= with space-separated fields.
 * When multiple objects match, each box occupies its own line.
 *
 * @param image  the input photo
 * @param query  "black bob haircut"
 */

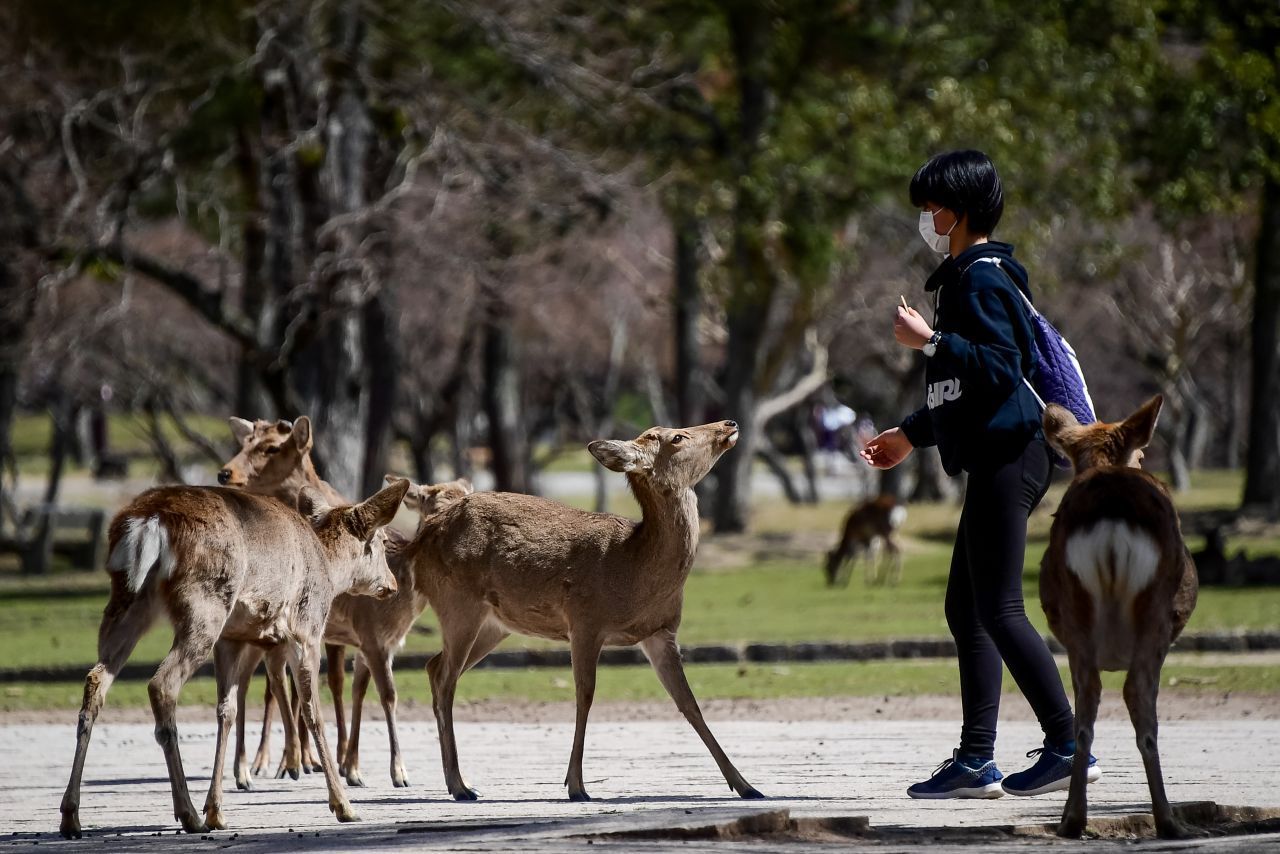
xmin=909 ymin=150 xmax=1004 ymax=235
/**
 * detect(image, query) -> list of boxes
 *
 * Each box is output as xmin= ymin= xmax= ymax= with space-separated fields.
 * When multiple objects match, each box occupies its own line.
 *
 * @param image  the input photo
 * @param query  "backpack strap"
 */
xmin=962 ymin=257 xmax=1046 ymax=410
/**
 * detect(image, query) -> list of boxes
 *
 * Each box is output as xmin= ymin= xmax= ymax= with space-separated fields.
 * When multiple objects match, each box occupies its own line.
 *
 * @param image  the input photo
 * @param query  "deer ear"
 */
xmin=1042 ymin=404 xmax=1081 ymax=458
xmin=350 ymin=478 xmax=411 ymax=541
xmin=229 ymin=417 xmax=255 ymax=444
xmin=589 ymin=440 xmax=641 ymax=473
xmin=291 ymin=416 xmax=313 ymax=454
xmin=1120 ymin=395 xmax=1163 ymax=453
xmin=297 ymin=486 xmax=331 ymax=524
xmin=384 ymin=472 xmax=412 ymax=486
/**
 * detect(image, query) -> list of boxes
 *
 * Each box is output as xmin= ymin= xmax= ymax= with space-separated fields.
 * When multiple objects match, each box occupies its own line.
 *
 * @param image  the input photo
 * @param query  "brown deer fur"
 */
xmin=58 ymin=480 xmax=407 ymax=838
xmin=404 ymin=420 xmax=762 ymax=802
xmin=824 ymin=494 xmax=907 ymax=587
xmin=1040 ymin=396 xmax=1200 ymax=840
xmin=221 ymin=418 xmax=471 ymax=789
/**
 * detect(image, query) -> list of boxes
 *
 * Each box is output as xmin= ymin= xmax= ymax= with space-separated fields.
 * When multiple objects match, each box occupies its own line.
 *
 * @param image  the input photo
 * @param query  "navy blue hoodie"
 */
xmin=899 ymin=241 xmax=1043 ymax=476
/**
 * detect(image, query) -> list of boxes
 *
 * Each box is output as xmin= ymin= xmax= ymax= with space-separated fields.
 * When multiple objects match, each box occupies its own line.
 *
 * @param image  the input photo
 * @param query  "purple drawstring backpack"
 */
xmin=972 ymin=257 xmax=1097 ymax=465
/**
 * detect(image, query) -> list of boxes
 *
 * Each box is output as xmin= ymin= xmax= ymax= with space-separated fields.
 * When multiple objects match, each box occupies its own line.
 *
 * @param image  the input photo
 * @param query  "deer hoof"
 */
xmin=235 ymin=776 xmax=253 ymax=792
xmin=179 ymin=812 xmax=208 ymax=834
xmin=738 ymin=786 xmax=765 ymax=800
xmin=1056 ymin=816 xmax=1086 ymax=839
xmin=392 ymin=776 xmax=409 ymax=788
xmin=1157 ymin=820 xmax=1209 ymax=840
xmin=332 ymin=803 xmax=361 ymax=823
xmin=204 ymin=806 xmax=227 ymax=831
xmin=59 ymin=810 xmax=82 ymax=839
xmin=451 ymin=786 xmax=479 ymax=802
xmin=345 ymin=771 xmax=365 ymax=788
xmin=568 ymin=790 xmax=593 ymax=803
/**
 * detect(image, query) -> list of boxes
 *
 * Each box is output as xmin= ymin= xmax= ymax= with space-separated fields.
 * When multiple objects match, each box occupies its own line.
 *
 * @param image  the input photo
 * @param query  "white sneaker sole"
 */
xmin=908 ymin=781 xmax=1006 ymax=800
xmin=1003 ymin=765 xmax=1102 ymax=797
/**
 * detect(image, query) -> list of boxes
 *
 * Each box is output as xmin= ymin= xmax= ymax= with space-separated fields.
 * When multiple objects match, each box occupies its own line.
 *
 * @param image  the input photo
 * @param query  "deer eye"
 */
xmin=670 ymin=435 xmax=685 ymax=445
xmin=265 ymin=446 xmax=280 ymax=456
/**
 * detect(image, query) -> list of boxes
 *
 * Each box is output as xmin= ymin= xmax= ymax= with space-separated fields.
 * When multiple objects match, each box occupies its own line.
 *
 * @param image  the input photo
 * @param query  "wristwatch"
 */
xmin=922 ymin=331 xmax=943 ymax=358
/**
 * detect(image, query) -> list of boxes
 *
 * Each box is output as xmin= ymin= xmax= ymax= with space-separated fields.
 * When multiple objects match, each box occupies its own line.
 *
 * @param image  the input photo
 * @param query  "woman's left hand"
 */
xmin=894 ymin=306 xmax=934 ymax=350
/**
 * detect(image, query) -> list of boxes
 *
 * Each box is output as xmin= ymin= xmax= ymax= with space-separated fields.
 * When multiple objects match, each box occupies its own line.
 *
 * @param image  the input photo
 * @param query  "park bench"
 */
xmin=0 ymin=505 xmax=107 ymax=573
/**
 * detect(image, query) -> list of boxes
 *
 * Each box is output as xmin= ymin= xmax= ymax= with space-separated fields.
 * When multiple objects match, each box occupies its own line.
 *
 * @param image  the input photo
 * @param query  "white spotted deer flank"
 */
xmin=1040 ymin=395 xmax=1199 ymax=840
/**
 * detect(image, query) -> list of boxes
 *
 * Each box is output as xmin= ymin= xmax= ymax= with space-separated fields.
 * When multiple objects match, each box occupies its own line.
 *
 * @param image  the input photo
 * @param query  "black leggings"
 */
xmin=945 ymin=437 xmax=1073 ymax=760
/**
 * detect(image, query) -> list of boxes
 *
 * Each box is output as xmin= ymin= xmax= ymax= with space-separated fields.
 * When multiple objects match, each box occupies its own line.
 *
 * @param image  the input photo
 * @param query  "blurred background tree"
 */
xmin=0 ymin=0 xmax=1272 ymax=556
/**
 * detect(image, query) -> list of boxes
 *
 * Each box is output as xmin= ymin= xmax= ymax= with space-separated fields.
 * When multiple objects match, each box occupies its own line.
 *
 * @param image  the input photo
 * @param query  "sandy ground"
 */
xmin=5 ymin=689 xmax=1277 ymax=728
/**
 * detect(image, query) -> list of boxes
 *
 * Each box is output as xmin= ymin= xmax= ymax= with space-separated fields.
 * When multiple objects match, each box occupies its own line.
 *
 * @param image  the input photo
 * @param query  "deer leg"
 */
xmin=60 ymin=586 xmax=159 ymax=839
xmin=204 ymin=640 xmax=256 ymax=830
xmin=342 ymin=653 xmax=371 ymax=786
xmin=885 ymin=537 xmax=902 ymax=587
xmin=363 ymin=646 xmax=409 ymax=787
xmin=1124 ymin=655 xmax=1201 ymax=839
xmin=150 ymin=608 xmax=225 ymax=834
xmin=1058 ymin=653 xmax=1101 ymax=839
xmin=326 ymin=643 xmax=348 ymax=768
xmin=266 ymin=647 xmax=302 ymax=780
xmin=640 ymin=630 xmax=763 ymax=799
xmin=427 ymin=604 xmax=488 ymax=800
xmin=565 ymin=632 xmax=605 ymax=802
xmin=287 ymin=641 xmax=359 ymax=823
xmin=292 ymin=672 xmax=322 ymax=774
xmin=233 ymin=646 xmax=263 ymax=791
xmin=250 ymin=667 xmax=276 ymax=777
xmin=463 ymin=622 xmax=510 ymax=672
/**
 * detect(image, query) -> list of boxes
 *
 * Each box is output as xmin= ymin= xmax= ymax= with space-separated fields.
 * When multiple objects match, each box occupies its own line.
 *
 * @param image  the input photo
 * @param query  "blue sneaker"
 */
xmin=1002 ymin=740 xmax=1101 ymax=796
xmin=907 ymin=750 xmax=1005 ymax=799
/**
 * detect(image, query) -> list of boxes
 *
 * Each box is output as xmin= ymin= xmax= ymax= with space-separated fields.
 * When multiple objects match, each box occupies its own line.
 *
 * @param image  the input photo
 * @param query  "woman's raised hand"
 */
xmin=860 ymin=427 xmax=914 ymax=470
xmin=894 ymin=305 xmax=934 ymax=349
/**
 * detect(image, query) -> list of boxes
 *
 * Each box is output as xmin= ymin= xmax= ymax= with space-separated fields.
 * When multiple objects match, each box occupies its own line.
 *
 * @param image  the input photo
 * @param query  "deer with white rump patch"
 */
xmin=1040 ymin=395 xmax=1200 ymax=839
xmin=824 ymin=494 xmax=907 ymax=587
xmin=58 ymin=478 xmax=407 ymax=837
xmin=405 ymin=420 xmax=762 ymax=802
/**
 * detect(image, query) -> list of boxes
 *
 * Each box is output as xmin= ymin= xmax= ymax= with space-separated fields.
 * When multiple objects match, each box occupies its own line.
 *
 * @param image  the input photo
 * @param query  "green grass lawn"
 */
xmin=1 ymin=468 xmax=1277 ymax=707
xmin=3 ymin=657 xmax=1276 ymax=712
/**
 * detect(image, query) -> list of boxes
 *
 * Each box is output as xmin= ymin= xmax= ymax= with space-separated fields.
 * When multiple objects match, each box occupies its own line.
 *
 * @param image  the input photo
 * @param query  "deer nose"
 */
xmin=217 ymin=469 xmax=232 ymax=485
xmin=724 ymin=420 xmax=738 ymax=430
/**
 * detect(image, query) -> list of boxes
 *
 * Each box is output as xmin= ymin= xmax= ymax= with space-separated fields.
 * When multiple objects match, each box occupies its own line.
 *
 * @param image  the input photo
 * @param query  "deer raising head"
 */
xmin=1043 ymin=396 xmax=1163 ymax=474
xmin=220 ymin=416 xmax=314 ymax=490
xmin=588 ymin=420 xmax=738 ymax=494
xmin=299 ymin=478 xmax=409 ymax=600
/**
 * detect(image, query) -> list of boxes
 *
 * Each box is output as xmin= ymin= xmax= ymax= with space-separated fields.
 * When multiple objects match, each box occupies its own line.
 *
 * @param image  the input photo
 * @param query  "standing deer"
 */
xmin=406 ymin=420 xmax=762 ymax=802
xmin=823 ymin=494 xmax=907 ymax=587
xmin=220 ymin=419 xmax=471 ymax=788
xmin=58 ymin=479 xmax=407 ymax=837
xmin=1040 ymin=396 xmax=1200 ymax=840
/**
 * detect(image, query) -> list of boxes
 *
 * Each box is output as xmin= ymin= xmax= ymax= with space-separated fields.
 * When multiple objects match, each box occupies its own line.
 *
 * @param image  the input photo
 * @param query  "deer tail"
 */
xmin=106 ymin=516 xmax=177 ymax=593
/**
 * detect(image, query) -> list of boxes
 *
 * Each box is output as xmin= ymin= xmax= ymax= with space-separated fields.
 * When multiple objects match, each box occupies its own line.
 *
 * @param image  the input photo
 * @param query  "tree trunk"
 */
xmin=712 ymin=302 xmax=768 ymax=531
xmin=910 ymin=447 xmax=949 ymax=502
xmin=24 ymin=399 xmax=72 ymax=575
xmin=483 ymin=295 xmax=530 ymax=494
xmin=673 ymin=205 xmax=703 ymax=426
xmin=1243 ymin=175 xmax=1280 ymax=514
xmin=361 ymin=282 xmax=398 ymax=499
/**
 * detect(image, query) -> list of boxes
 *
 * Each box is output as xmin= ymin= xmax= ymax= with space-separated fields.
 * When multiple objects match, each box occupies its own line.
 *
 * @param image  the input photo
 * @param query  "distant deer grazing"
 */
xmin=405 ymin=420 xmax=762 ymax=802
xmin=824 ymin=495 xmax=907 ymax=587
xmin=1040 ymin=395 xmax=1200 ymax=840
xmin=58 ymin=479 xmax=407 ymax=837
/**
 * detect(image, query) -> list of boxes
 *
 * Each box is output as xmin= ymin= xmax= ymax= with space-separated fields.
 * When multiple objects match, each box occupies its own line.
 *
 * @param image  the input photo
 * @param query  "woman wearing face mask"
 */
xmin=861 ymin=150 xmax=1101 ymax=799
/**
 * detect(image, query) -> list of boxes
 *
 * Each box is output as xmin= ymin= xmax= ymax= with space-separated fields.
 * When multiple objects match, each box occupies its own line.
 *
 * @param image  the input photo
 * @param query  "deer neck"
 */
xmin=273 ymin=457 xmax=346 ymax=506
xmin=628 ymin=475 xmax=700 ymax=578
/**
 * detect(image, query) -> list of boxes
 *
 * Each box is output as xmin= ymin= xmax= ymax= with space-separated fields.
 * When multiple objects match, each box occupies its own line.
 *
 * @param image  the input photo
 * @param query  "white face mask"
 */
xmin=918 ymin=208 xmax=956 ymax=254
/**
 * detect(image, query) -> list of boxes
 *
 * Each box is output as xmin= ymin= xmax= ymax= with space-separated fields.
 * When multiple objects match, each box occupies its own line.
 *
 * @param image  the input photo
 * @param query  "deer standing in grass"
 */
xmin=406 ymin=420 xmax=762 ymax=802
xmin=823 ymin=494 xmax=907 ymax=587
xmin=58 ymin=479 xmax=407 ymax=837
xmin=220 ymin=418 xmax=471 ymax=788
xmin=1040 ymin=396 xmax=1199 ymax=840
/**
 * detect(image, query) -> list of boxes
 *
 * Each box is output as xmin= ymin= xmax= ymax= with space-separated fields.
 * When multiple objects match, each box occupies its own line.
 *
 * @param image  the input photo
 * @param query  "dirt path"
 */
xmin=6 ymin=690 xmax=1275 ymax=727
